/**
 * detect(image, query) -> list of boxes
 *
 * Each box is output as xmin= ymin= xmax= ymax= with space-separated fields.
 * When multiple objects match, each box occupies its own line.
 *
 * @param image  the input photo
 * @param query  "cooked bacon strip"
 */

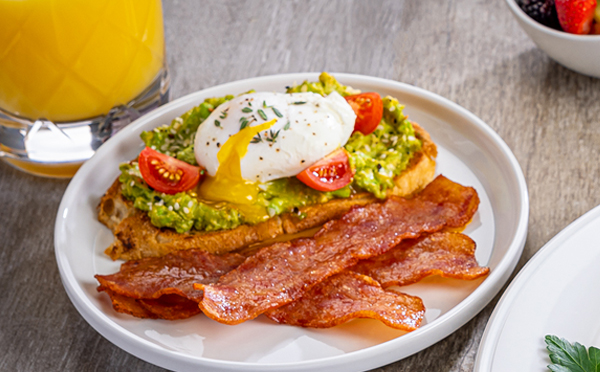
xmin=97 ymin=232 xmax=485 ymax=321
xmin=265 ymin=272 xmax=425 ymax=330
xmin=265 ymin=232 xmax=487 ymax=329
xmin=197 ymin=175 xmax=479 ymax=325
xmin=352 ymin=232 xmax=490 ymax=287
xmin=100 ymin=289 xmax=202 ymax=320
xmin=96 ymin=249 xmax=245 ymax=308
xmin=100 ymin=288 xmax=157 ymax=319
xmin=137 ymin=295 xmax=202 ymax=320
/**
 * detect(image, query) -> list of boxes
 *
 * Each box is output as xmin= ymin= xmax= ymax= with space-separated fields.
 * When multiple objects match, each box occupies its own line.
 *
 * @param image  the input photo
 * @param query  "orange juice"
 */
xmin=0 ymin=0 xmax=165 ymax=122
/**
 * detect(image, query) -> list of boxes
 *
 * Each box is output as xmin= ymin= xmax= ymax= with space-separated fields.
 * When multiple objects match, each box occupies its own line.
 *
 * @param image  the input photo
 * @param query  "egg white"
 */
xmin=194 ymin=91 xmax=356 ymax=183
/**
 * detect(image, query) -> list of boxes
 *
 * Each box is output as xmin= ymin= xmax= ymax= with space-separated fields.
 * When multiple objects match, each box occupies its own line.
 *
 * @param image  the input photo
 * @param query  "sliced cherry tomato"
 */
xmin=297 ymin=148 xmax=354 ymax=192
xmin=138 ymin=147 xmax=204 ymax=194
xmin=344 ymin=92 xmax=383 ymax=135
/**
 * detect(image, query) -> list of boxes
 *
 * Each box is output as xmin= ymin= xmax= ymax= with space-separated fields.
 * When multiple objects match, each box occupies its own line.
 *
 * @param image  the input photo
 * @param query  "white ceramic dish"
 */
xmin=55 ymin=73 xmax=528 ymax=372
xmin=505 ymin=0 xmax=600 ymax=78
xmin=475 ymin=204 xmax=600 ymax=372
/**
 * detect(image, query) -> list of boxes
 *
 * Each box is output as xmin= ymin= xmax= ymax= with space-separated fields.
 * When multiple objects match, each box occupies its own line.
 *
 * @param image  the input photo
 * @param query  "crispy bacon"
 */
xmin=95 ymin=249 xmax=245 ymax=319
xmin=100 ymin=289 xmax=202 ymax=320
xmin=265 ymin=272 xmax=425 ymax=330
xmin=267 ymin=232 xmax=488 ymax=329
xmin=352 ymin=232 xmax=490 ymax=287
xmin=100 ymin=288 xmax=157 ymax=319
xmin=197 ymin=175 xmax=479 ymax=325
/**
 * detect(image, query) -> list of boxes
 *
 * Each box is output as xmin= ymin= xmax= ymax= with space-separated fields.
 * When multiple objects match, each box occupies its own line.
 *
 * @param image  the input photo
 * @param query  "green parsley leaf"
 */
xmin=545 ymin=335 xmax=600 ymax=372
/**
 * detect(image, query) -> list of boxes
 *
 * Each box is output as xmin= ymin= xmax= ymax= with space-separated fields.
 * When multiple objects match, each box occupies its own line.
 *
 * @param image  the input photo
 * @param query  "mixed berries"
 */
xmin=517 ymin=0 xmax=600 ymax=34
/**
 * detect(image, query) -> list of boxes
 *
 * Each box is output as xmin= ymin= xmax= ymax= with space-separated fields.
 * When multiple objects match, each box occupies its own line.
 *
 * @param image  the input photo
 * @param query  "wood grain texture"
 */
xmin=1 ymin=0 xmax=600 ymax=370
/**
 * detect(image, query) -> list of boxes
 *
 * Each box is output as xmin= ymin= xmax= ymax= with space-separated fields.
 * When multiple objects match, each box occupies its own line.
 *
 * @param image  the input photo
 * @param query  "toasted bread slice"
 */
xmin=98 ymin=123 xmax=436 ymax=260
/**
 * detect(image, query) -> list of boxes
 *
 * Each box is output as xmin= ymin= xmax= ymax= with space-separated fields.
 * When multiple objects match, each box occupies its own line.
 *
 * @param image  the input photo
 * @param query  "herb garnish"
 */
xmin=545 ymin=335 xmax=600 ymax=372
xmin=241 ymin=107 xmax=253 ymax=113
xmin=250 ymin=133 xmax=262 ymax=143
xmin=257 ymin=109 xmax=268 ymax=121
xmin=293 ymin=101 xmax=306 ymax=105
xmin=239 ymin=116 xmax=250 ymax=130
xmin=283 ymin=121 xmax=291 ymax=130
xmin=214 ymin=120 xmax=221 ymax=127
xmin=272 ymin=107 xmax=283 ymax=118
xmin=265 ymin=129 xmax=280 ymax=143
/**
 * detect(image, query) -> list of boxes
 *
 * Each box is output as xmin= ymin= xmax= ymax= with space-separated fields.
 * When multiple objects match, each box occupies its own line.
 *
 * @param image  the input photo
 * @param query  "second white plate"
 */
xmin=475 ymin=204 xmax=600 ymax=372
xmin=55 ymin=73 xmax=528 ymax=372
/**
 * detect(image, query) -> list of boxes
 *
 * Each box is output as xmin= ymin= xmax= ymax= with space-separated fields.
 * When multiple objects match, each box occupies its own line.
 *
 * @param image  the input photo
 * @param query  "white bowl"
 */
xmin=505 ymin=0 xmax=600 ymax=78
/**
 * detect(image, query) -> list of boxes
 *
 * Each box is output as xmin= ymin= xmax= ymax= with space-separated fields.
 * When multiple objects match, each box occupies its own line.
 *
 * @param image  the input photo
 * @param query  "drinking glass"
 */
xmin=0 ymin=0 xmax=170 ymax=177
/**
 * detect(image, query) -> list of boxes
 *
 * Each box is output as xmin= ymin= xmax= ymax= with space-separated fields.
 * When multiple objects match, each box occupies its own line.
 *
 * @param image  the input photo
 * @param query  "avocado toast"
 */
xmin=97 ymin=73 xmax=437 ymax=260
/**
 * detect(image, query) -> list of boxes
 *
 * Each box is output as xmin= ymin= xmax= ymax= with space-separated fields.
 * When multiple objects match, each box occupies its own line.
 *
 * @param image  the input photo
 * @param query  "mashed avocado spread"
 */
xmin=118 ymin=73 xmax=422 ymax=233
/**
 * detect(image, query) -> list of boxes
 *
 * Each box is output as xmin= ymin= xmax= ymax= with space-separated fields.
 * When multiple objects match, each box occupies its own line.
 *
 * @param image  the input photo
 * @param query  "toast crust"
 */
xmin=98 ymin=123 xmax=437 ymax=260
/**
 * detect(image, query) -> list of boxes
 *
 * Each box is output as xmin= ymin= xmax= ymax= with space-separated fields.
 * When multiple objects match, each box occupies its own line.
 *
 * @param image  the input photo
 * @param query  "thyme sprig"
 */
xmin=265 ymin=129 xmax=281 ymax=143
xmin=257 ymin=109 xmax=268 ymax=121
xmin=272 ymin=107 xmax=283 ymax=118
xmin=250 ymin=133 xmax=262 ymax=143
xmin=239 ymin=116 xmax=256 ymax=130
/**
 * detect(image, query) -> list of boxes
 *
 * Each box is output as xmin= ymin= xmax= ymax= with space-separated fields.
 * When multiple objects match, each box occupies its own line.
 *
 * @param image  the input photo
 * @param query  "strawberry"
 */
xmin=555 ymin=0 xmax=597 ymax=34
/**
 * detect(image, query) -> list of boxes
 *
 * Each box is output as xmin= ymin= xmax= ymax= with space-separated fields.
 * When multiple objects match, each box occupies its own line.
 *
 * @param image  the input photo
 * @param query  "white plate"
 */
xmin=55 ymin=73 xmax=528 ymax=372
xmin=475 ymin=204 xmax=600 ymax=371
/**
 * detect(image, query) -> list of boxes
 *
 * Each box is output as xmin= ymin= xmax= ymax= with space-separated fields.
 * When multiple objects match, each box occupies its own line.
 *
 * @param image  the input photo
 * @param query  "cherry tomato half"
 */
xmin=344 ymin=92 xmax=383 ymax=135
xmin=138 ymin=147 xmax=204 ymax=194
xmin=297 ymin=148 xmax=354 ymax=192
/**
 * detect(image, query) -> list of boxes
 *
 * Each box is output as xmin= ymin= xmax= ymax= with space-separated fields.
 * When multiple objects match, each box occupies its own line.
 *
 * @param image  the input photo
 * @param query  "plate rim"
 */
xmin=474 ymin=203 xmax=600 ymax=371
xmin=55 ymin=72 xmax=529 ymax=372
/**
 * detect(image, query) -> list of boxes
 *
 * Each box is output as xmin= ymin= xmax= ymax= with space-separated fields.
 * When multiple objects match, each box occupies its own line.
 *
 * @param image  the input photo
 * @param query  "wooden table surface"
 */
xmin=2 ymin=1 xmax=599 ymax=371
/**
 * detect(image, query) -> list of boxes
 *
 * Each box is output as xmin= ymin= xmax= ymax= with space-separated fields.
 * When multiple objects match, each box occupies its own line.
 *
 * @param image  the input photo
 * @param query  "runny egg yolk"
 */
xmin=198 ymin=119 xmax=277 ymax=222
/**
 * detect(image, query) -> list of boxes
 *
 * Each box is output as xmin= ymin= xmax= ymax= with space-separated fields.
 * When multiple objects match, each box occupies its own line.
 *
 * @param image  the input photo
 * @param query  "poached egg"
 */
xmin=193 ymin=91 xmax=356 ymax=221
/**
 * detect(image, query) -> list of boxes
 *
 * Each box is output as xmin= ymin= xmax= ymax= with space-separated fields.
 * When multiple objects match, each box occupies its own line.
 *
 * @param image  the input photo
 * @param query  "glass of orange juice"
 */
xmin=0 ymin=0 xmax=169 ymax=178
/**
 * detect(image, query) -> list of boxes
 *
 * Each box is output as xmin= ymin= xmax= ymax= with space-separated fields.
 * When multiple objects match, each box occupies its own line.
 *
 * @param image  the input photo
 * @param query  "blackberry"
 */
xmin=516 ymin=0 xmax=561 ymax=29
